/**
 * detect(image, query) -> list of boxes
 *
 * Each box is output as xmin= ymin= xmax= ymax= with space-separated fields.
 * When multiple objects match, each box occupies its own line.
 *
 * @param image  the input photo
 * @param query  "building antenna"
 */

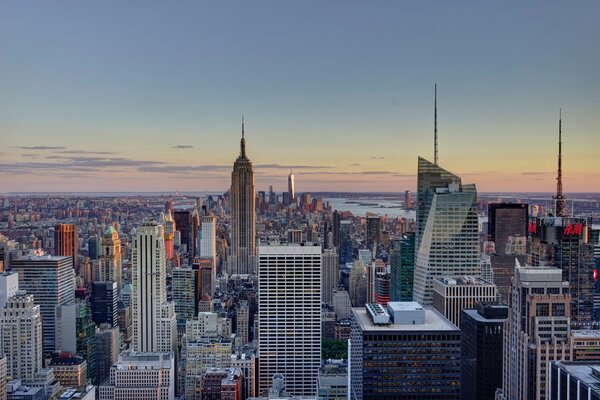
xmin=434 ymin=83 xmax=438 ymax=165
xmin=554 ymin=109 xmax=566 ymax=217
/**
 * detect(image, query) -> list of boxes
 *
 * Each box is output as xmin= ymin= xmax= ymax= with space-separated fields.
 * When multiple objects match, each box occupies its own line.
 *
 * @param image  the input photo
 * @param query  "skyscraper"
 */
xmin=12 ymin=253 xmax=75 ymax=353
xmin=390 ymin=233 xmax=415 ymax=302
xmin=488 ymin=203 xmax=528 ymax=255
xmin=365 ymin=213 xmax=381 ymax=252
xmin=199 ymin=214 xmax=217 ymax=260
xmin=91 ymin=281 xmax=118 ymax=327
xmin=497 ymin=265 xmax=572 ymax=400
xmin=339 ymin=220 xmax=353 ymax=265
xmin=413 ymin=157 xmax=480 ymax=305
xmin=0 ymin=291 xmax=43 ymax=381
xmin=321 ymin=248 xmax=339 ymax=306
xmin=95 ymin=324 xmax=120 ymax=386
xmin=54 ymin=223 xmax=78 ymax=274
xmin=163 ymin=210 xmax=176 ymax=260
xmin=554 ymin=110 xmax=567 ymax=217
xmin=257 ymin=245 xmax=321 ymax=397
xmin=229 ymin=118 xmax=256 ymax=275
xmin=174 ymin=210 xmax=193 ymax=255
xmin=131 ymin=221 xmax=177 ymax=353
xmin=99 ymin=226 xmax=122 ymax=294
xmin=432 ymin=276 xmax=497 ymax=327
xmin=288 ymin=168 xmax=295 ymax=206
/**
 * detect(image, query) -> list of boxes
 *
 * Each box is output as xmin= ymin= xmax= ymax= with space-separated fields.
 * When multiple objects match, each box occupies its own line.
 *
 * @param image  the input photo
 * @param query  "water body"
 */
xmin=323 ymin=197 xmax=415 ymax=219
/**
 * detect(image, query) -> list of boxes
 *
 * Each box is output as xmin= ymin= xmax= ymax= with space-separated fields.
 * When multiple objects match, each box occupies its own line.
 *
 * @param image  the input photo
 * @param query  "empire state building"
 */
xmin=228 ymin=118 xmax=256 ymax=275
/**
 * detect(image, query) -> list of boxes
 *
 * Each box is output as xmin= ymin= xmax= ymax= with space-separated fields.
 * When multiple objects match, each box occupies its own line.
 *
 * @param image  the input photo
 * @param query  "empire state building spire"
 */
xmin=240 ymin=115 xmax=247 ymax=158
xmin=554 ymin=109 xmax=567 ymax=217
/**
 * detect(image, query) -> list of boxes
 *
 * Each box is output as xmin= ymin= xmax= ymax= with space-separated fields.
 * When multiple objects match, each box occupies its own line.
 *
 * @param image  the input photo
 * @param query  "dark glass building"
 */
xmin=549 ymin=361 xmax=600 ymax=400
xmin=488 ymin=203 xmax=528 ymax=255
xmin=390 ymin=233 xmax=415 ymax=302
xmin=173 ymin=210 xmax=192 ymax=254
xmin=461 ymin=303 xmax=508 ymax=400
xmin=88 ymin=236 xmax=100 ymax=260
xmin=339 ymin=220 xmax=353 ymax=265
xmin=91 ymin=281 xmax=118 ymax=327
xmin=350 ymin=302 xmax=461 ymax=400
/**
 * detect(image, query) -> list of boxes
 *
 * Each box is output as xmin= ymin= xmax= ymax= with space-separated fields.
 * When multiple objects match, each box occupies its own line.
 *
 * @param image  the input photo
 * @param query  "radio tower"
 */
xmin=434 ymin=83 xmax=438 ymax=165
xmin=554 ymin=109 xmax=567 ymax=217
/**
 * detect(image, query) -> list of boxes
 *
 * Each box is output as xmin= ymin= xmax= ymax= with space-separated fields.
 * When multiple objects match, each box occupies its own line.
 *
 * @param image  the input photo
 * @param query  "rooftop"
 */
xmin=553 ymin=361 xmax=600 ymax=390
xmin=352 ymin=307 xmax=458 ymax=332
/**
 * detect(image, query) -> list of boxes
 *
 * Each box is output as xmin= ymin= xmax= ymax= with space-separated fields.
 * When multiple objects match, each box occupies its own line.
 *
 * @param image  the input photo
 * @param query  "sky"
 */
xmin=1 ymin=1 xmax=599 ymax=193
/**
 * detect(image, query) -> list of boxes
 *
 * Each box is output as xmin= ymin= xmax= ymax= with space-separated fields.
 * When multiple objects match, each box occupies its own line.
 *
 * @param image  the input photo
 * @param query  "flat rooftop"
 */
xmin=352 ymin=307 xmax=458 ymax=332
xmin=463 ymin=308 xmax=507 ymax=323
xmin=554 ymin=362 xmax=600 ymax=389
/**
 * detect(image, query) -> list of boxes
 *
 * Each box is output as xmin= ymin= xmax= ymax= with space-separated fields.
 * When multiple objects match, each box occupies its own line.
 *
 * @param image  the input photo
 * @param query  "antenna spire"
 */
xmin=434 ymin=83 xmax=438 ymax=165
xmin=554 ymin=108 xmax=566 ymax=217
xmin=240 ymin=114 xmax=247 ymax=158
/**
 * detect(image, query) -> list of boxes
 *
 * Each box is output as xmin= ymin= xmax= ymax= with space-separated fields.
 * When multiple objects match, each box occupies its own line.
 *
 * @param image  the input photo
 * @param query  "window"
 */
xmin=536 ymin=303 xmax=549 ymax=317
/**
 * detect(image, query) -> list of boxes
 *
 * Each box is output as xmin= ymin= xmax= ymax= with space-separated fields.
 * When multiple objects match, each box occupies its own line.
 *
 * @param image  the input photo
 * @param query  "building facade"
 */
xmin=432 ymin=276 xmax=497 ymax=327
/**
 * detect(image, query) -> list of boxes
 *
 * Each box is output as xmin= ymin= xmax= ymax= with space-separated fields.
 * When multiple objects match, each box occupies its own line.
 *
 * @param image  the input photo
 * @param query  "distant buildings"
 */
xmin=487 ymin=203 xmax=528 ymax=255
xmin=365 ymin=213 xmax=381 ymax=252
xmin=413 ymin=157 xmax=480 ymax=305
xmin=350 ymin=302 xmax=461 ymax=400
xmin=12 ymin=254 xmax=75 ymax=353
xmin=257 ymin=245 xmax=321 ymax=397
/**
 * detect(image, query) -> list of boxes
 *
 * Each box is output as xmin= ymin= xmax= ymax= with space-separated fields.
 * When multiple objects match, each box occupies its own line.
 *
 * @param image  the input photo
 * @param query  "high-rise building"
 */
xmin=321 ymin=248 xmax=339 ymax=305
xmin=350 ymin=302 xmax=461 ymax=400
xmin=236 ymin=300 xmax=249 ymax=346
xmin=174 ymin=210 xmax=193 ymax=255
xmin=432 ymin=276 xmax=497 ymax=327
xmin=413 ymin=157 xmax=479 ymax=305
xmin=200 ymin=214 xmax=217 ymax=260
xmin=94 ymin=324 xmax=120 ymax=386
xmin=12 ymin=254 xmax=75 ymax=353
xmin=390 ymin=233 xmax=415 ymax=302
xmin=194 ymin=258 xmax=216 ymax=300
xmin=200 ymin=368 xmax=243 ymax=400
xmin=0 ymin=356 xmax=5 ymax=400
xmin=549 ymin=361 xmax=600 ymax=399
xmin=131 ymin=221 xmax=177 ymax=353
xmin=173 ymin=266 xmax=197 ymax=323
xmin=88 ymin=236 xmax=100 ymax=260
xmin=489 ymin=253 xmax=528 ymax=304
xmin=99 ymin=226 xmax=122 ymax=295
xmin=288 ymin=169 xmax=295 ymax=207
xmin=339 ymin=220 xmax=353 ymax=265
xmin=404 ymin=190 xmax=412 ymax=210
xmin=54 ymin=224 xmax=78 ymax=274
xmin=0 ymin=291 xmax=43 ymax=381
xmin=91 ymin=281 xmax=118 ymax=327
xmin=257 ymin=245 xmax=321 ymax=397
xmin=99 ymin=351 xmax=175 ymax=400
xmin=0 ymin=271 xmax=18 ymax=310
xmin=229 ymin=119 xmax=256 ymax=275
xmin=54 ymin=302 xmax=96 ymax=382
xmin=163 ymin=210 xmax=176 ymax=260
xmin=349 ymin=262 xmax=367 ymax=308
xmin=488 ymin=203 xmax=528 ymax=255
xmin=461 ymin=303 xmax=508 ymax=400
xmin=365 ymin=213 xmax=380 ymax=252
xmin=332 ymin=290 xmax=352 ymax=321
xmin=332 ymin=211 xmax=341 ymax=250
xmin=497 ymin=265 xmax=572 ymax=400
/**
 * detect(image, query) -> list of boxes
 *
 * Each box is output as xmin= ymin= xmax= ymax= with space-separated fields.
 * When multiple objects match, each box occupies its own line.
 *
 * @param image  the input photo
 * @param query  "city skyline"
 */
xmin=1 ymin=2 xmax=599 ymax=193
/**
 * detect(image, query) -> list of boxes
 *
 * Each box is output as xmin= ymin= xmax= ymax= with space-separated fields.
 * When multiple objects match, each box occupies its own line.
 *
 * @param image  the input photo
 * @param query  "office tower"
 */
xmin=257 ymin=245 xmax=321 ymax=397
xmin=0 ymin=291 xmax=43 ymax=381
xmin=365 ymin=213 xmax=381 ymax=252
xmin=200 ymin=368 xmax=243 ymax=400
xmin=99 ymin=351 xmax=175 ymax=400
xmin=0 ymin=272 xmax=18 ymax=309
xmin=163 ymin=210 xmax=176 ymax=260
xmin=349 ymin=262 xmax=367 ymax=307
xmin=287 ymin=229 xmax=302 ymax=244
xmin=229 ymin=119 xmax=256 ymax=275
xmin=200 ymin=214 xmax=217 ymax=260
xmin=432 ymin=276 xmax=497 ymax=327
xmin=88 ymin=236 xmax=100 ymax=260
xmin=54 ymin=302 xmax=96 ymax=382
xmin=332 ymin=211 xmax=341 ymax=249
xmin=339 ymin=220 xmax=353 ymax=265
xmin=49 ymin=353 xmax=87 ymax=387
xmin=488 ymin=203 xmax=528 ymax=255
xmin=366 ymin=260 xmax=385 ymax=304
xmin=173 ymin=266 xmax=197 ymax=323
xmin=404 ymin=190 xmax=412 ymax=210
xmin=413 ymin=157 xmax=479 ymax=305
xmin=54 ymin=224 xmax=78 ymax=274
xmin=530 ymin=216 xmax=595 ymax=327
xmin=461 ymin=303 xmax=508 ymax=400
xmin=131 ymin=221 xmax=177 ymax=353
xmin=91 ymin=281 xmax=118 ymax=327
xmin=194 ymin=258 xmax=216 ymax=300
xmin=489 ymin=254 xmax=527 ymax=303
xmin=350 ymin=302 xmax=461 ymax=400
xmin=332 ymin=290 xmax=352 ymax=321
xmin=0 ymin=356 xmax=5 ymax=400
xmin=99 ymin=226 xmax=122 ymax=294
xmin=497 ymin=266 xmax=572 ymax=400
xmin=192 ymin=207 xmax=200 ymax=257
xmin=0 ymin=248 xmax=4 ymax=273
xmin=374 ymin=272 xmax=391 ymax=305
xmin=318 ymin=374 xmax=347 ymax=400
xmin=12 ymin=254 xmax=75 ymax=353
xmin=174 ymin=210 xmax=193 ymax=255
xmin=549 ymin=361 xmax=600 ymax=399
xmin=236 ymin=300 xmax=249 ymax=346
xmin=390 ymin=233 xmax=415 ymax=302
xmin=95 ymin=325 xmax=120 ymax=386
xmin=321 ymin=248 xmax=339 ymax=305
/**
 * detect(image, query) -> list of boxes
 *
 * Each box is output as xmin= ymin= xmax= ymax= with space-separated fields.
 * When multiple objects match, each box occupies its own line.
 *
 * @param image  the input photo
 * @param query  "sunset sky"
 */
xmin=1 ymin=2 xmax=599 ymax=193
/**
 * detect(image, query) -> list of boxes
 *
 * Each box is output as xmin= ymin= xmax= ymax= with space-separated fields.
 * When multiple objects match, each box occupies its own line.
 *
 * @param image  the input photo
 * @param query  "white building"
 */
xmin=0 ymin=291 xmax=43 ymax=381
xmin=332 ymin=290 xmax=352 ymax=321
xmin=99 ymin=351 xmax=174 ymax=400
xmin=0 ymin=272 xmax=18 ymax=310
xmin=258 ymin=244 xmax=321 ymax=397
xmin=432 ymin=276 xmax=497 ymax=327
xmin=321 ymin=249 xmax=338 ymax=306
xmin=199 ymin=214 xmax=216 ymax=260
xmin=99 ymin=226 xmax=123 ymax=295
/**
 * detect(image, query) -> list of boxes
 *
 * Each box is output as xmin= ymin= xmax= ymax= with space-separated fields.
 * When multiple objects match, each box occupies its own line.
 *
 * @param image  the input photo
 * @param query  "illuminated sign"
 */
xmin=528 ymin=221 xmax=537 ymax=234
xmin=594 ymin=269 xmax=598 ymax=281
xmin=563 ymin=223 xmax=583 ymax=236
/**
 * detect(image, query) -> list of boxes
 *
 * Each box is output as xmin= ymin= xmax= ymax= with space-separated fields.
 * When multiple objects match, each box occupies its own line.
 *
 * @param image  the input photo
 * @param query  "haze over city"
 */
xmin=1 ymin=1 xmax=599 ymax=193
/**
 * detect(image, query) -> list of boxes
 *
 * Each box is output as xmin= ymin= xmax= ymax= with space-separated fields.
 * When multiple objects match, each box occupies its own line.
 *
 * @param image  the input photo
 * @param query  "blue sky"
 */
xmin=1 ymin=1 xmax=599 ymax=192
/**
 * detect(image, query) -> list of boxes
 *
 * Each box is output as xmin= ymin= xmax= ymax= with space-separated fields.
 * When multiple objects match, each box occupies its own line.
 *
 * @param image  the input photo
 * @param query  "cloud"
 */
xmin=138 ymin=165 xmax=230 ymax=174
xmin=297 ymin=170 xmax=404 ymax=176
xmin=370 ymin=156 xmax=386 ymax=160
xmin=521 ymin=171 xmax=553 ymax=175
xmin=58 ymin=150 xmax=116 ymax=155
xmin=254 ymin=164 xmax=333 ymax=170
xmin=173 ymin=145 xmax=195 ymax=149
xmin=12 ymin=146 xmax=66 ymax=150
xmin=349 ymin=163 xmax=361 ymax=166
